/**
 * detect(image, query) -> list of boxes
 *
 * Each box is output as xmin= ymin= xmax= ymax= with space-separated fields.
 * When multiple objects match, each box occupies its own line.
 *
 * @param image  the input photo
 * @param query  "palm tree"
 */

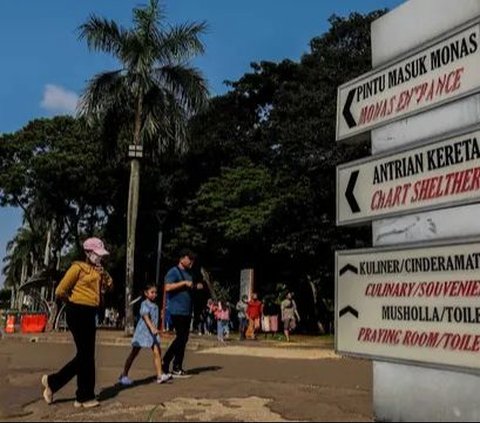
xmin=2 ymin=226 xmax=44 ymax=308
xmin=78 ymin=0 xmax=208 ymax=333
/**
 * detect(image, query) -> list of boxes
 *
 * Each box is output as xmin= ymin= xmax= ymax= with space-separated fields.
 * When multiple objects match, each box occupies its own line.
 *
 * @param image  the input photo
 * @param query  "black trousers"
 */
xmin=162 ymin=315 xmax=191 ymax=372
xmin=48 ymin=303 xmax=97 ymax=402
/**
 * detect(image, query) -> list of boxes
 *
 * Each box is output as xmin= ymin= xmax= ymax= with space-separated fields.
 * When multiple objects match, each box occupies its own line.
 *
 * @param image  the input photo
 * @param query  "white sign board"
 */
xmin=337 ymin=22 xmax=480 ymax=141
xmin=337 ymin=127 xmax=480 ymax=225
xmin=336 ymin=239 xmax=480 ymax=372
xmin=240 ymin=269 xmax=254 ymax=300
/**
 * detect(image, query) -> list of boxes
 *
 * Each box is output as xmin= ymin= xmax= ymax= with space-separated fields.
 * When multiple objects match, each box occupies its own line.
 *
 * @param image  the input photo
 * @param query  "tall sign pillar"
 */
xmin=371 ymin=1 xmax=480 ymax=421
xmin=336 ymin=0 xmax=480 ymax=421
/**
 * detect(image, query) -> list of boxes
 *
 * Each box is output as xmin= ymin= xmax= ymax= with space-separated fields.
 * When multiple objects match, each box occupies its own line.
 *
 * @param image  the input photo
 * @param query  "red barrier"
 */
xmin=21 ymin=314 xmax=47 ymax=334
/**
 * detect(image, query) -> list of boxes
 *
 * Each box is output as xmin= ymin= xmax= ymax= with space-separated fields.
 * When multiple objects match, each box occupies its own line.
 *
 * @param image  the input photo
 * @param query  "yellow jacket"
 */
xmin=55 ymin=261 xmax=113 ymax=307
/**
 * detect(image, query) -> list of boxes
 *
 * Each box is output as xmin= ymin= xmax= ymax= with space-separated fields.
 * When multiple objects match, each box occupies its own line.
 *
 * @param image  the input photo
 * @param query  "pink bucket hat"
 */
xmin=83 ymin=237 xmax=109 ymax=256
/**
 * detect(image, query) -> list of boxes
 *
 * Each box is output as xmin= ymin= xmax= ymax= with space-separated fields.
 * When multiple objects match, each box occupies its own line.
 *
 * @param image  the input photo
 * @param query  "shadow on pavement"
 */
xmin=187 ymin=366 xmax=222 ymax=375
xmin=98 ymin=376 xmax=156 ymax=402
xmin=52 ymin=397 xmax=76 ymax=405
xmin=97 ymin=366 xmax=222 ymax=402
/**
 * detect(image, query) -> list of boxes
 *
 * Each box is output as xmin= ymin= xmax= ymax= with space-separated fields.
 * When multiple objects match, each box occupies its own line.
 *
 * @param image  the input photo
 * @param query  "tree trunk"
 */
xmin=44 ymin=224 xmax=52 ymax=268
xmin=10 ymin=286 xmax=16 ymax=310
xmin=124 ymin=95 xmax=143 ymax=335
xmin=307 ymin=276 xmax=325 ymax=334
xmin=125 ymin=158 xmax=140 ymax=335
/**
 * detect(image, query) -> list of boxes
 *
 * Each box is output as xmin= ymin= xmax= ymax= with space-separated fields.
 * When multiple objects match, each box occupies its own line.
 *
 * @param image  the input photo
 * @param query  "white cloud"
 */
xmin=40 ymin=84 xmax=79 ymax=115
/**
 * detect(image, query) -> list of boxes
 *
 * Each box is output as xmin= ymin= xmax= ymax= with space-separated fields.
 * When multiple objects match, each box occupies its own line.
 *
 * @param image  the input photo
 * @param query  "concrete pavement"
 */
xmin=0 ymin=336 xmax=372 ymax=422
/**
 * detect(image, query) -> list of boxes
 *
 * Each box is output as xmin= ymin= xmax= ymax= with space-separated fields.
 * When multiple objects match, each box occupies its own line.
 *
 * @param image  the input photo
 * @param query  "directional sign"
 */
xmin=336 ymin=22 xmax=480 ymax=141
xmin=339 ymin=306 xmax=359 ymax=319
xmin=336 ymin=239 xmax=480 ymax=372
xmin=344 ymin=170 xmax=360 ymax=214
xmin=337 ymin=127 xmax=480 ymax=225
xmin=339 ymin=263 xmax=359 ymax=276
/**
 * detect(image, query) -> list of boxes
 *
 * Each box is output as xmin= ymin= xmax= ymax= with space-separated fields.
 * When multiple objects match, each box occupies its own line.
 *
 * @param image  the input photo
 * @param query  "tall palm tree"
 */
xmin=78 ymin=0 xmax=208 ymax=333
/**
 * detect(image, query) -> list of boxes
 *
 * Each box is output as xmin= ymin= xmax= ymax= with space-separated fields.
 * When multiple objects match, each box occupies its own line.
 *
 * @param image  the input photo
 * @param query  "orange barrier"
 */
xmin=21 ymin=314 xmax=47 ymax=334
xmin=5 ymin=315 xmax=15 ymax=334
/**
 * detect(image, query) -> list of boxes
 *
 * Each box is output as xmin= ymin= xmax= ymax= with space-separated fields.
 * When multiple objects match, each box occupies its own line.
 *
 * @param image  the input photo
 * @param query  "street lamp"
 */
xmin=128 ymin=144 xmax=144 ymax=159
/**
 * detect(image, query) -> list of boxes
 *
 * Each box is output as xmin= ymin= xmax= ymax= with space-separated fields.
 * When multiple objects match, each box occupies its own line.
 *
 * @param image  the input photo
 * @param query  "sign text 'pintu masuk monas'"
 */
xmin=337 ymin=23 xmax=480 ymax=141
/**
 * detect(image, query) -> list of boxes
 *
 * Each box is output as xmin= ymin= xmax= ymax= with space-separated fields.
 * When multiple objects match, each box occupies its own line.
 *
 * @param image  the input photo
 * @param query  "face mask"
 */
xmin=87 ymin=251 xmax=102 ymax=266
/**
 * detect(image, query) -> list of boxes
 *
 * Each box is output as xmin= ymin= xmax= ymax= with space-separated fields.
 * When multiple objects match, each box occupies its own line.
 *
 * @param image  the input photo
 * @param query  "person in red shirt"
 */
xmin=246 ymin=293 xmax=263 ymax=340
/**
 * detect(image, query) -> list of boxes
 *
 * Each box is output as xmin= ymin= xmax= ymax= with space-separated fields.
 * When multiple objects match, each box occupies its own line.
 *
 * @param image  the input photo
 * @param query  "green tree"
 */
xmin=171 ymin=161 xmax=278 ymax=254
xmin=163 ymin=11 xmax=383 ymax=331
xmin=78 ymin=0 xmax=208 ymax=333
xmin=0 ymin=117 xmax=120 ymax=285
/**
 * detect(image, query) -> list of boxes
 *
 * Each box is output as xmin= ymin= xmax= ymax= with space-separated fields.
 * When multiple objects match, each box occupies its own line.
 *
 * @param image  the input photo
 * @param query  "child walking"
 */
xmin=119 ymin=284 xmax=172 ymax=385
xmin=215 ymin=301 xmax=230 ymax=342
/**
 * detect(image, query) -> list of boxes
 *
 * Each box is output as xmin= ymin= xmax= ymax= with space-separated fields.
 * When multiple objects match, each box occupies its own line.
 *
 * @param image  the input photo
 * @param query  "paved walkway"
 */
xmin=0 ymin=336 xmax=371 ymax=422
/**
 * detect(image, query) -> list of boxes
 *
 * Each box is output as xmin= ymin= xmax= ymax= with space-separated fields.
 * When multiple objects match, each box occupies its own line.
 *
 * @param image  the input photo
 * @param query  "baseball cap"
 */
xmin=83 ymin=237 xmax=109 ymax=257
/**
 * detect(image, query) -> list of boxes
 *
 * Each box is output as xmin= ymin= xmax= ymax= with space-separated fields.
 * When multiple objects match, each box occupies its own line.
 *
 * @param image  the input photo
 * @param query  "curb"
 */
xmin=2 ymin=334 xmax=206 ymax=351
xmin=2 ymin=334 xmax=334 ymax=351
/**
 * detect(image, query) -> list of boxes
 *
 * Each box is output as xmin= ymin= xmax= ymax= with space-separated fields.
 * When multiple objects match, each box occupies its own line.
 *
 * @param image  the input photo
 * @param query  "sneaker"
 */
xmin=41 ymin=375 xmax=53 ymax=405
xmin=171 ymin=369 xmax=190 ymax=379
xmin=74 ymin=399 xmax=100 ymax=408
xmin=157 ymin=373 xmax=172 ymax=384
xmin=118 ymin=375 xmax=133 ymax=386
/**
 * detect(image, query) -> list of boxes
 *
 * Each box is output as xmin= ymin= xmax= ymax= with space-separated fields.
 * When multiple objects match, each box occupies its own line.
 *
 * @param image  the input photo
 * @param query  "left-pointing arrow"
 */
xmin=342 ymin=88 xmax=357 ymax=129
xmin=339 ymin=264 xmax=358 ymax=276
xmin=345 ymin=170 xmax=360 ymax=213
xmin=339 ymin=306 xmax=359 ymax=319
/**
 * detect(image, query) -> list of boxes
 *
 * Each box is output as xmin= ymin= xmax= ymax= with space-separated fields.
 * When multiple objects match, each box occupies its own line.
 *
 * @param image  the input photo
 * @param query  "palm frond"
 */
xmin=141 ymin=85 xmax=167 ymax=139
xmin=156 ymin=21 xmax=207 ymax=63
xmin=133 ymin=0 xmax=164 ymax=41
xmin=120 ymin=32 xmax=150 ymax=73
xmin=78 ymin=15 xmax=129 ymax=57
xmin=140 ymin=87 xmax=188 ymax=155
xmin=154 ymin=65 xmax=208 ymax=114
xmin=78 ymin=70 xmax=131 ymax=121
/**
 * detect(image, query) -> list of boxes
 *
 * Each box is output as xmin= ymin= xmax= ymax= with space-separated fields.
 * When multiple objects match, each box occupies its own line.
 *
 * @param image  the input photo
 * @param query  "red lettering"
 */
xmin=371 ymin=190 xmax=383 ymax=210
xmin=471 ymin=167 xmax=480 ymax=191
xmin=451 ymin=67 xmax=464 ymax=92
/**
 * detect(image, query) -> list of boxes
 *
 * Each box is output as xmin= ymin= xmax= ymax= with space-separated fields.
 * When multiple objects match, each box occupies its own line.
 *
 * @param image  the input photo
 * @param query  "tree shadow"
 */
xmin=97 ymin=376 xmax=156 ymax=402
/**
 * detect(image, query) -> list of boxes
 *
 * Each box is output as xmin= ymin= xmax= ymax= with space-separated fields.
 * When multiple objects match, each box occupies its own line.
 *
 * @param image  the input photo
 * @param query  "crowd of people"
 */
xmin=40 ymin=239 xmax=301 ymax=409
xmin=189 ymin=291 xmax=300 ymax=343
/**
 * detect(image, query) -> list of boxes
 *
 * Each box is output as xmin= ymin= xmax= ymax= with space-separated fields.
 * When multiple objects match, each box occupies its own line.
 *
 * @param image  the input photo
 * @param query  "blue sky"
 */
xmin=0 ymin=0 xmax=402 ymax=286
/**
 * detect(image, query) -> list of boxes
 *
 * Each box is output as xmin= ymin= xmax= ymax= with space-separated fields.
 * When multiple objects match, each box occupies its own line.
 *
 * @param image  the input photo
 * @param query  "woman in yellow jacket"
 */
xmin=41 ymin=238 xmax=113 ymax=408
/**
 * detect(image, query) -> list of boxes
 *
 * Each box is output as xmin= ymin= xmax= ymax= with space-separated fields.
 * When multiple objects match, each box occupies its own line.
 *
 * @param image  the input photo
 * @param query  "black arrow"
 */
xmin=339 ymin=264 xmax=358 ymax=276
xmin=342 ymin=88 xmax=357 ymax=128
xmin=339 ymin=306 xmax=359 ymax=319
xmin=345 ymin=170 xmax=360 ymax=213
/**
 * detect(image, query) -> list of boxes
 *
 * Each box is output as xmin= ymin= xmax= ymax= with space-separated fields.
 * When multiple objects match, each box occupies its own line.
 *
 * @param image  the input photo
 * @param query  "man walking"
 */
xmin=162 ymin=249 xmax=202 ymax=377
